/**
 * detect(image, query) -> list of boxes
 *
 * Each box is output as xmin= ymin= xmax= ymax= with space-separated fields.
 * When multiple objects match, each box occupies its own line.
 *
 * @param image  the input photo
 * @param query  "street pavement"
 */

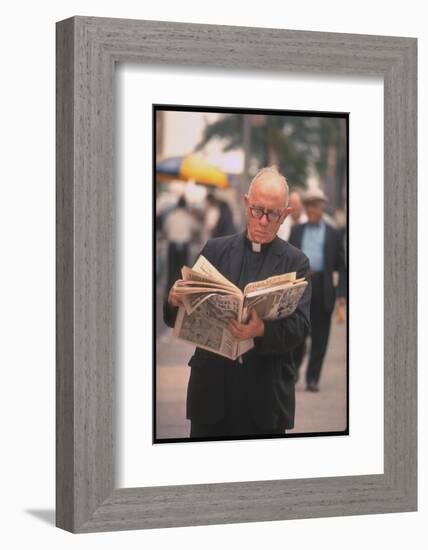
xmin=156 ymin=309 xmax=348 ymax=439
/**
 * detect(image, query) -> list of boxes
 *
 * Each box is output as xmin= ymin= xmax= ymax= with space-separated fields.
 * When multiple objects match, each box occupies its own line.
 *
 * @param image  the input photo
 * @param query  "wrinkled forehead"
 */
xmin=247 ymin=176 xmax=287 ymax=209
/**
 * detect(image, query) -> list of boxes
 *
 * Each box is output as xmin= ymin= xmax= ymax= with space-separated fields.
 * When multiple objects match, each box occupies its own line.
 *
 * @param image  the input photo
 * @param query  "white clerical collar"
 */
xmin=245 ymin=233 xmax=274 ymax=253
xmin=248 ymin=238 xmax=271 ymax=253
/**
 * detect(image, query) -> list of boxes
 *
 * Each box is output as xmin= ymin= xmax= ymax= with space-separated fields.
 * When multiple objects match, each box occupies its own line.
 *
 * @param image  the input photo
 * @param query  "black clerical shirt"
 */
xmin=219 ymin=236 xmax=279 ymax=434
xmin=237 ymin=237 xmax=273 ymax=290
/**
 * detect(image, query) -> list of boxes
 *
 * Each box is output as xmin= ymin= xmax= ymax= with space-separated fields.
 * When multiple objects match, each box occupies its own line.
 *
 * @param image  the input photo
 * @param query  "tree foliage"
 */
xmin=196 ymin=114 xmax=347 ymax=191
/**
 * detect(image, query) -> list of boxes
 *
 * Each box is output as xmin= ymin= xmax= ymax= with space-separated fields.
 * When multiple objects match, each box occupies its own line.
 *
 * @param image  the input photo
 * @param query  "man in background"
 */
xmin=163 ymin=196 xmax=200 ymax=297
xmin=205 ymin=192 xmax=236 ymax=238
xmin=277 ymin=187 xmax=308 ymax=241
xmin=289 ymin=189 xmax=346 ymax=392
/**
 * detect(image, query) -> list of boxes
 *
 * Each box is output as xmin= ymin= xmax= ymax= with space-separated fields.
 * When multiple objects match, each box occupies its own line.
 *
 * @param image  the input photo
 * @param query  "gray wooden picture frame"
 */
xmin=56 ymin=16 xmax=417 ymax=533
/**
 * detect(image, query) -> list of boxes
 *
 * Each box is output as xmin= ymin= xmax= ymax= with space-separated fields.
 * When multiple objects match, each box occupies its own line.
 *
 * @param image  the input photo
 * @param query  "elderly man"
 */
xmin=164 ymin=166 xmax=311 ymax=439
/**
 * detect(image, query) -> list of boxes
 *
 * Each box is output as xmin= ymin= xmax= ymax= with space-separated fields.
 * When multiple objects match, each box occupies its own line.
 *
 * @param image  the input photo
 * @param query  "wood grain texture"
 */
xmin=56 ymin=17 xmax=76 ymax=532
xmin=56 ymin=16 xmax=417 ymax=533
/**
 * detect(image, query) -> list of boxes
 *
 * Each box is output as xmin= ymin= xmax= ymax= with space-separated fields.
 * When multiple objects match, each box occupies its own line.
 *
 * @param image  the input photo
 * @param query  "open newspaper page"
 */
xmin=173 ymin=293 xmax=250 ymax=360
xmin=173 ymin=256 xmax=306 ymax=359
xmin=176 ymin=259 xmax=241 ymax=315
xmin=174 ymin=281 xmax=238 ymax=315
xmin=181 ymin=291 xmax=228 ymax=315
xmin=180 ymin=266 xmax=234 ymax=289
xmin=242 ymin=280 xmax=308 ymax=322
xmin=192 ymin=255 xmax=238 ymax=289
xmin=243 ymin=271 xmax=297 ymax=294
xmin=237 ymin=337 xmax=255 ymax=358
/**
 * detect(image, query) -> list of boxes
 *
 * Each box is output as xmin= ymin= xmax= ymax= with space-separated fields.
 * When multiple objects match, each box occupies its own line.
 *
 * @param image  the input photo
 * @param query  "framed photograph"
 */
xmin=56 ymin=16 xmax=417 ymax=533
xmin=153 ymin=104 xmax=349 ymax=444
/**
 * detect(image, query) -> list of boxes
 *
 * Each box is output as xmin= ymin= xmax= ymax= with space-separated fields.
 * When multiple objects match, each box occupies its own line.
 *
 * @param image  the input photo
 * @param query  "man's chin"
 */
xmin=254 ymin=233 xmax=273 ymax=243
xmin=247 ymin=229 xmax=274 ymax=244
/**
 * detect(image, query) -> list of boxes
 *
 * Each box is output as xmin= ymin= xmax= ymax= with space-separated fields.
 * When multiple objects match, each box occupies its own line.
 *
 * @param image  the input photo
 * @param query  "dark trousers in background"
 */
xmin=293 ymin=272 xmax=332 ymax=386
xmin=166 ymin=241 xmax=189 ymax=296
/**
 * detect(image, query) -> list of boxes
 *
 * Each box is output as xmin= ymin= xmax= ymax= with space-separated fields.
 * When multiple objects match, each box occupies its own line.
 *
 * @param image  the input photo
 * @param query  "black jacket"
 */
xmin=163 ymin=232 xmax=311 ymax=430
xmin=289 ymin=222 xmax=346 ymax=314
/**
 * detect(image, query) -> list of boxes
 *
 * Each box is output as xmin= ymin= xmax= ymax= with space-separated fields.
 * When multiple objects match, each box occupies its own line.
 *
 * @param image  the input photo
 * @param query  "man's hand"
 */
xmin=335 ymin=296 xmax=347 ymax=323
xmin=167 ymin=281 xmax=183 ymax=308
xmin=229 ymin=308 xmax=264 ymax=341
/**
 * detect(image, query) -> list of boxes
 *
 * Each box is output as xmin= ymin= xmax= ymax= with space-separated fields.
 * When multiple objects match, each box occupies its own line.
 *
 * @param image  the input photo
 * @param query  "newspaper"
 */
xmin=243 ymin=271 xmax=297 ymax=294
xmin=242 ymin=282 xmax=307 ymax=323
xmin=173 ymin=255 xmax=308 ymax=360
xmin=174 ymin=293 xmax=245 ymax=360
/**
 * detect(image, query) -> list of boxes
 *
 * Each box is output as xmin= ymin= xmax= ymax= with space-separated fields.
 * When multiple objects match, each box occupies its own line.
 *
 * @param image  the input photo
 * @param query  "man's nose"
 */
xmin=259 ymin=213 xmax=269 ymax=226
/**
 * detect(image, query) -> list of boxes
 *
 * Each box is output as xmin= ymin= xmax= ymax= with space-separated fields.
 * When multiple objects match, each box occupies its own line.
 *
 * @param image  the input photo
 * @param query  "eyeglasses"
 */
xmin=249 ymin=205 xmax=284 ymax=223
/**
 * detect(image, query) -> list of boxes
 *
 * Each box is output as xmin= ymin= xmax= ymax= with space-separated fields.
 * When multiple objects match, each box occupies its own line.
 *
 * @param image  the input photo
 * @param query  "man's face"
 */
xmin=305 ymin=200 xmax=325 ymax=224
xmin=244 ymin=174 xmax=290 ymax=243
xmin=288 ymin=192 xmax=304 ymax=222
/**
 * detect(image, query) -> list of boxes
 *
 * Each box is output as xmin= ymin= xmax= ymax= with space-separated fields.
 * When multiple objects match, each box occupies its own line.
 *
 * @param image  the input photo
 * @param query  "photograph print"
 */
xmin=154 ymin=105 xmax=348 ymax=444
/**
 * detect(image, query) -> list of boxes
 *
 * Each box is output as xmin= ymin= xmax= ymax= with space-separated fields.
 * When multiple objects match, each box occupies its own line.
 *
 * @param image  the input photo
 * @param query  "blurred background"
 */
xmin=155 ymin=108 xmax=348 ymax=440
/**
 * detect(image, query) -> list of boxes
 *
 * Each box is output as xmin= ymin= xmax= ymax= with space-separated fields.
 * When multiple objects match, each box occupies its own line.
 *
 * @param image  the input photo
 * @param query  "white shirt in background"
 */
xmin=163 ymin=207 xmax=198 ymax=243
xmin=277 ymin=212 xmax=308 ymax=241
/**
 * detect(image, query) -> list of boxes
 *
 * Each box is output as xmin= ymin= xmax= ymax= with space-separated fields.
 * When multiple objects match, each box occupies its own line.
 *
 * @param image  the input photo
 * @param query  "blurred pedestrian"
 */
xmin=205 ymin=192 xmax=236 ymax=238
xmin=277 ymin=187 xmax=308 ymax=241
xmin=163 ymin=196 xmax=200 ymax=296
xmin=289 ymin=188 xmax=346 ymax=392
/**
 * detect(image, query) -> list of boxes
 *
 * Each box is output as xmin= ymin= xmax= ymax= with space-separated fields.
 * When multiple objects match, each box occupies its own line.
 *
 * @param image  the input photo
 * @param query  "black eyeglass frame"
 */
xmin=248 ymin=205 xmax=286 ymax=223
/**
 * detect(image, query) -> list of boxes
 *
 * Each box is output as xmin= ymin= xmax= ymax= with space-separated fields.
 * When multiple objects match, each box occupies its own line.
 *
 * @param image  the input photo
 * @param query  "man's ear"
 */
xmin=281 ymin=206 xmax=294 ymax=222
xmin=244 ymin=194 xmax=250 ymax=211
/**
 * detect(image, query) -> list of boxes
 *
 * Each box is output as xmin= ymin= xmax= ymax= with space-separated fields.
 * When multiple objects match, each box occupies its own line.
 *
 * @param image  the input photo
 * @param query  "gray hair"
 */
xmin=248 ymin=165 xmax=289 ymax=206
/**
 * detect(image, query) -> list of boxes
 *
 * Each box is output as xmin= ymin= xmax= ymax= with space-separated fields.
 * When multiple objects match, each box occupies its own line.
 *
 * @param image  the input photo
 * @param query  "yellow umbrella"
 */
xmin=156 ymin=154 xmax=229 ymax=189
